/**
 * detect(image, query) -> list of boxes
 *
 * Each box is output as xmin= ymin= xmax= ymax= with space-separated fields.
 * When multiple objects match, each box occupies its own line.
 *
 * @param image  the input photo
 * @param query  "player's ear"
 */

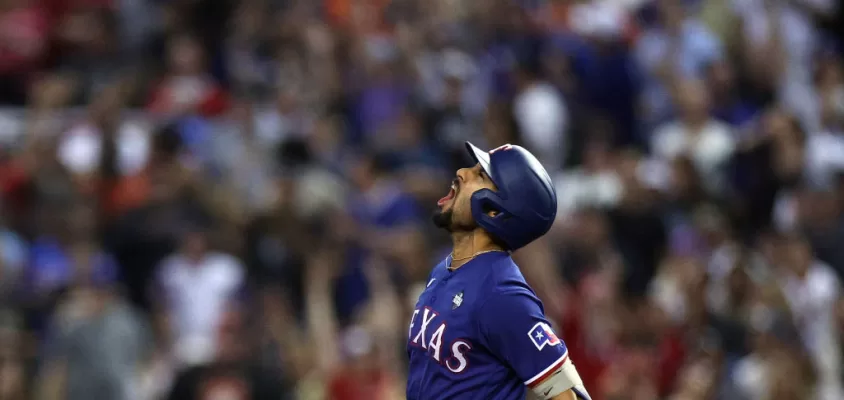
xmin=482 ymin=203 xmax=500 ymax=218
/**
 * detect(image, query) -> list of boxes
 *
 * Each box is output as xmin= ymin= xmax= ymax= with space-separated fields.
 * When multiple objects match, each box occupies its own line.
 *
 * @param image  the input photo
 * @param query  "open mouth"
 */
xmin=437 ymin=179 xmax=459 ymax=206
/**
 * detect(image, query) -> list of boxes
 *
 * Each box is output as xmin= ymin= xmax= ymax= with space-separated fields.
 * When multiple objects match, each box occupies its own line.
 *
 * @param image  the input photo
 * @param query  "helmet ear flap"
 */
xmin=470 ymin=189 xmax=514 ymax=248
xmin=470 ymin=188 xmax=503 ymax=220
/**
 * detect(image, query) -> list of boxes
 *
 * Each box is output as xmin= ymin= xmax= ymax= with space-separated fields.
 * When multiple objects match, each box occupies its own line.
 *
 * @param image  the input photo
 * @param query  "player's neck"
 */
xmin=450 ymin=229 xmax=503 ymax=270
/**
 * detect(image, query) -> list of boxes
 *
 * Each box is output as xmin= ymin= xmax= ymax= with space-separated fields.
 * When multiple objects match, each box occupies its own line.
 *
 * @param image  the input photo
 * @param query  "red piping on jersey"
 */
xmin=527 ymin=354 xmax=568 ymax=388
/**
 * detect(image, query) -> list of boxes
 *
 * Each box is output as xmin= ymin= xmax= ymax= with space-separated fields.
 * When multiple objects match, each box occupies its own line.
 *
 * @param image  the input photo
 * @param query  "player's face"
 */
xmin=432 ymin=164 xmax=496 ymax=232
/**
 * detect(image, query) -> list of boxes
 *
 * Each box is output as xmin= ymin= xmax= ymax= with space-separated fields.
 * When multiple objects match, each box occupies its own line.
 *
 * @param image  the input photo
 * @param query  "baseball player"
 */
xmin=406 ymin=142 xmax=590 ymax=400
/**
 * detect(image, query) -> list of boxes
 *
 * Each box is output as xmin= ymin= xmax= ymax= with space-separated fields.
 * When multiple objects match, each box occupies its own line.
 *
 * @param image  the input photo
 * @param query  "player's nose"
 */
xmin=455 ymin=167 xmax=469 ymax=182
xmin=456 ymin=165 xmax=479 ymax=182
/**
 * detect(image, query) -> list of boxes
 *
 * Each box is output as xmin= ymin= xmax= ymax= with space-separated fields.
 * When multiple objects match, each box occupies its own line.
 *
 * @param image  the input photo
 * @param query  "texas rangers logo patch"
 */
xmin=528 ymin=322 xmax=561 ymax=350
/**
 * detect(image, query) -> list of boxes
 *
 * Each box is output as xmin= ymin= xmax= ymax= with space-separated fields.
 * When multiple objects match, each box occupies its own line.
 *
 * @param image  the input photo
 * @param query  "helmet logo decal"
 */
xmin=489 ymin=144 xmax=513 ymax=154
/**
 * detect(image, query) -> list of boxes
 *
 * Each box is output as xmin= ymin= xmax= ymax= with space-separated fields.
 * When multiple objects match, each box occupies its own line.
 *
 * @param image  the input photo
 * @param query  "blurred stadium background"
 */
xmin=0 ymin=0 xmax=843 ymax=399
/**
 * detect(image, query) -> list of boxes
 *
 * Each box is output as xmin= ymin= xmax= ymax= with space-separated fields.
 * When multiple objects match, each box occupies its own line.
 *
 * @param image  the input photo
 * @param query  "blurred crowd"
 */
xmin=1 ymin=0 xmax=843 ymax=399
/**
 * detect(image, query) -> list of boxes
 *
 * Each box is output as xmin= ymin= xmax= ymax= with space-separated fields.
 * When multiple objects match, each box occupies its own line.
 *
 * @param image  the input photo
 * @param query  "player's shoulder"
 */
xmin=485 ymin=253 xmax=528 ymax=286
xmin=474 ymin=259 xmax=546 ymax=328
xmin=477 ymin=253 xmax=537 ymax=299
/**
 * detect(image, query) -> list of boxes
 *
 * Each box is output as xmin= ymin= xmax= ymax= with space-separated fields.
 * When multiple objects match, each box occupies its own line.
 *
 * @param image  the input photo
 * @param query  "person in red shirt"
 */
xmin=0 ymin=0 xmax=49 ymax=104
xmin=327 ymin=326 xmax=400 ymax=400
xmin=147 ymin=33 xmax=230 ymax=118
xmin=325 ymin=0 xmax=391 ymax=34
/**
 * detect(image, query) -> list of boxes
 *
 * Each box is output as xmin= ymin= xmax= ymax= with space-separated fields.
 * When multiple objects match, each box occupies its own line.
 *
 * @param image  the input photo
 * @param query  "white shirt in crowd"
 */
xmin=553 ymin=157 xmax=671 ymax=224
xmin=780 ymin=261 xmax=843 ymax=400
xmin=156 ymin=252 xmax=245 ymax=366
xmin=804 ymin=131 xmax=844 ymax=188
xmin=554 ymin=170 xmax=623 ymax=222
xmin=58 ymin=120 xmax=151 ymax=176
xmin=773 ymin=131 xmax=844 ymax=232
xmin=650 ymin=119 xmax=735 ymax=192
xmin=513 ymin=82 xmax=568 ymax=171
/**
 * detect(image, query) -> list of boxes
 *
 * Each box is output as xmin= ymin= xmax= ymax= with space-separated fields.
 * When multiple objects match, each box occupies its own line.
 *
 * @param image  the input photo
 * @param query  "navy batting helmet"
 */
xmin=464 ymin=142 xmax=557 ymax=251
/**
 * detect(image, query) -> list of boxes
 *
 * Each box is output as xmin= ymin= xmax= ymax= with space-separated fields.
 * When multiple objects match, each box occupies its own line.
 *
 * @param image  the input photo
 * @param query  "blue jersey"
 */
xmin=406 ymin=251 xmax=570 ymax=400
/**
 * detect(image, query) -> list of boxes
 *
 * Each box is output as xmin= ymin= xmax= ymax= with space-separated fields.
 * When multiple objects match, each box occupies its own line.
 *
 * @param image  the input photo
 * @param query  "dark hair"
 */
xmin=370 ymin=152 xmax=395 ymax=176
xmin=513 ymin=35 xmax=545 ymax=80
xmin=153 ymin=124 xmax=184 ymax=156
xmin=276 ymin=138 xmax=312 ymax=170
xmin=95 ymin=8 xmax=119 ymax=38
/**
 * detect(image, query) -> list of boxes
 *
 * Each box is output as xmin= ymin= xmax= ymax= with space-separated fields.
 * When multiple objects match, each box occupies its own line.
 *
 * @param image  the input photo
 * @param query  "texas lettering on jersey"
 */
xmin=408 ymin=307 xmax=472 ymax=373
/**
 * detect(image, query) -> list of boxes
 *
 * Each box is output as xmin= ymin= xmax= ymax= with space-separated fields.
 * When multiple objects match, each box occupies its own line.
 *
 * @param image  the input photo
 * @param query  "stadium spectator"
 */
xmin=154 ymin=227 xmax=245 ymax=367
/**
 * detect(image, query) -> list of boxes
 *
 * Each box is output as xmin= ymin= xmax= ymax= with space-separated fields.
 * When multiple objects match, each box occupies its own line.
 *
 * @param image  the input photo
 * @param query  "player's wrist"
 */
xmin=530 ymin=357 xmax=590 ymax=400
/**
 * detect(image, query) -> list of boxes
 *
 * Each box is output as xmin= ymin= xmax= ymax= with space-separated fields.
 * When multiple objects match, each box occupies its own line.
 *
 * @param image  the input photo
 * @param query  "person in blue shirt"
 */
xmin=406 ymin=142 xmax=591 ymax=400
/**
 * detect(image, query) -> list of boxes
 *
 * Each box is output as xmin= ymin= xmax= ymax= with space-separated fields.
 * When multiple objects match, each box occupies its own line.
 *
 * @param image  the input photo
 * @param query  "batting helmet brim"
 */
xmin=465 ymin=142 xmax=494 ymax=181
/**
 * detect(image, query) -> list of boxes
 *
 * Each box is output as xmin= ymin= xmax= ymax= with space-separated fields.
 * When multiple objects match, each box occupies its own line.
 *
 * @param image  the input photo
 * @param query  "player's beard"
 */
xmin=432 ymin=208 xmax=477 ymax=233
xmin=431 ymin=208 xmax=454 ymax=232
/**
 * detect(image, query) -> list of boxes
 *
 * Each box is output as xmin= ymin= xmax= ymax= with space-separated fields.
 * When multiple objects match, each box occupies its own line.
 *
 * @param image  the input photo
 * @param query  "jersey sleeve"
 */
xmin=477 ymin=288 xmax=570 ymax=389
